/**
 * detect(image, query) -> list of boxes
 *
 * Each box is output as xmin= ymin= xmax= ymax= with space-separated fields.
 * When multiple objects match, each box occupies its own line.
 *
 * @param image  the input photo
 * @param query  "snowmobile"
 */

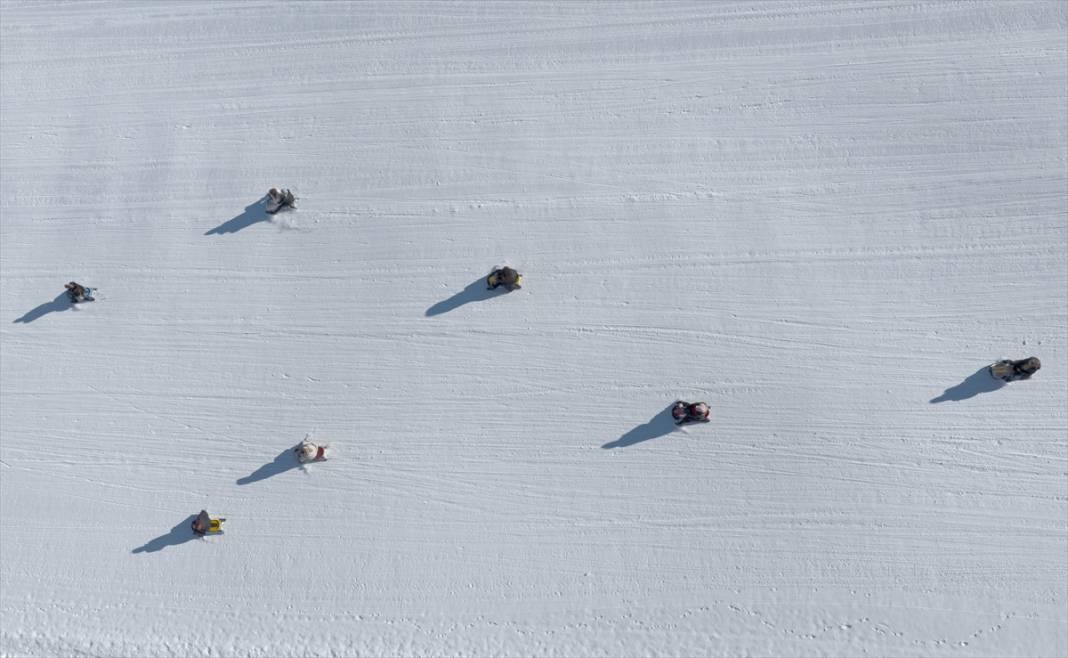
xmin=672 ymin=400 xmax=710 ymax=425
xmin=487 ymin=266 xmax=522 ymax=292
xmin=989 ymin=357 xmax=1041 ymax=382
xmin=64 ymin=282 xmax=95 ymax=303
xmin=294 ymin=438 xmax=329 ymax=464
xmin=265 ymin=187 xmax=296 ymax=214
xmin=191 ymin=510 xmax=225 ymax=536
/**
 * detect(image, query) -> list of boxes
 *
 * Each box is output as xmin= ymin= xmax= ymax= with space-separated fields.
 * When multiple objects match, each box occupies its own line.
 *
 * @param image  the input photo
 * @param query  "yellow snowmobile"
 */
xmin=191 ymin=510 xmax=225 ymax=536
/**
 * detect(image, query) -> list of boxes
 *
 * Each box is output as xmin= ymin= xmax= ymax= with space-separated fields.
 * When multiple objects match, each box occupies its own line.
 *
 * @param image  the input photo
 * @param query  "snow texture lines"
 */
xmin=2 ymin=1 xmax=1066 ymax=657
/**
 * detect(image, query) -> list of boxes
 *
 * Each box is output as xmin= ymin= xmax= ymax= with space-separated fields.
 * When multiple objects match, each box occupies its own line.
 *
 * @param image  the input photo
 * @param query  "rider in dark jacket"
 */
xmin=65 ymin=282 xmax=87 ymax=303
xmin=672 ymin=401 xmax=710 ymax=425
xmin=488 ymin=266 xmax=522 ymax=291
xmin=191 ymin=510 xmax=212 ymax=536
xmin=991 ymin=357 xmax=1041 ymax=382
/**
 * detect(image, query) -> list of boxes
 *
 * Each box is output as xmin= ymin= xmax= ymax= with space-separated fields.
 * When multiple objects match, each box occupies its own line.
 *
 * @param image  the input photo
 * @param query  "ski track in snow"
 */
xmin=1 ymin=1 xmax=1066 ymax=656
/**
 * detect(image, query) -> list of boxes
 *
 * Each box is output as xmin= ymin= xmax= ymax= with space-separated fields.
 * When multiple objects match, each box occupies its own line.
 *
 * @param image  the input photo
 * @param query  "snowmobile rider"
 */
xmin=265 ymin=187 xmax=295 ymax=214
xmin=295 ymin=439 xmax=326 ymax=463
xmin=993 ymin=357 xmax=1041 ymax=382
xmin=487 ymin=266 xmax=522 ymax=291
xmin=672 ymin=401 xmax=710 ymax=425
xmin=64 ymin=281 xmax=87 ymax=303
xmin=191 ymin=510 xmax=212 ymax=536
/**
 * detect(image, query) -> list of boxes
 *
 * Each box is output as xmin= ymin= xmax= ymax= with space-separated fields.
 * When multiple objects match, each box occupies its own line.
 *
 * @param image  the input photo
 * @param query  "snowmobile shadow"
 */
xmin=930 ymin=367 xmax=1006 ymax=403
xmin=132 ymin=515 xmax=199 ymax=554
xmin=425 ymin=277 xmax=501 ymax=316
xmin=12 ymin=293 xmax=73 ymax=324
xmin=236 ymin=447 xmax=301 ymax=485
xmin=205 ymin=199 xmax=269 ymax=235
xmin=602 ymin=405 xmax=679 ymax=449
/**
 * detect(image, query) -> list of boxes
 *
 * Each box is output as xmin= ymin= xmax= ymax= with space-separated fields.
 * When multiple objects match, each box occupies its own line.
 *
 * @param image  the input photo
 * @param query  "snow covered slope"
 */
xmin=2 ymin=2 xmax=1066 ymax=656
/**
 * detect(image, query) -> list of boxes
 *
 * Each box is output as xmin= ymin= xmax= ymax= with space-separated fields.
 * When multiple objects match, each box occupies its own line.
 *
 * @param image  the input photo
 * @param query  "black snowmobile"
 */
xmin=989 ymin=357 xmax=1041 ymax=382
xmin=265 ymin=188 xmax=296 ymax=214
xmin=487 ymin=266 xmax=522 ymax=291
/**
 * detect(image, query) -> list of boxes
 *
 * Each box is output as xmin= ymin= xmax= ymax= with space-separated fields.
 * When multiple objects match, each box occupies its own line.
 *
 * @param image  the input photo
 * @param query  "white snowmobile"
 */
xmin=989 ymin=357 xmax=1041 ymax=382
xmin=294 ymin=438 xmax=329 ymax=464
xmin=265 ymin=188 xmax=296 ymax=214
xmin=672 ymin=400 xmax=710 ymax=426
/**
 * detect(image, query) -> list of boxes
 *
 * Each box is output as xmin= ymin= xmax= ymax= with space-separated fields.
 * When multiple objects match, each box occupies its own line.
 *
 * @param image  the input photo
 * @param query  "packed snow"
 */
xmin=1 ymin=1 xmax=1066 ymax=656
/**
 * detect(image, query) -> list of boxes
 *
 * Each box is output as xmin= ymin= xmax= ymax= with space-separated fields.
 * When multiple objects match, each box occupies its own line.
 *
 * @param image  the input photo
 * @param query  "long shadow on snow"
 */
xmin=12 ymin=293 xmax=73 ymax=324
xmin=425 ymin=277 xmax=503 ymax=316
xmin=930 ymin=367 xmax=1005 ymax=403
xmin=602 ymin=404 xmax=679 ymax=449
xmin=205 ymin=198 xmax=270 ymax=235
xmin=132 ymin=515 xmax=199 ymax=554
xmin=237 ymin=447 xmax=301 ymax=485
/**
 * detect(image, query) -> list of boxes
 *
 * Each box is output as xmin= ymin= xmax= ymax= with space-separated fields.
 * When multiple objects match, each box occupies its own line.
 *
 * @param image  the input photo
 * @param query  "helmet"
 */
xmin=269 ymin=187 xmax=279 ymax=197
xmin=1021 ymin=357 xmax=1041 ymax=373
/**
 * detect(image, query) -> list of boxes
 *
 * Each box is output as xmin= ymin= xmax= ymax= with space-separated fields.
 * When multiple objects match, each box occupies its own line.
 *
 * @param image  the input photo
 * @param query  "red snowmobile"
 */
xmin=672 ymin=401 xmax=710 ymax=425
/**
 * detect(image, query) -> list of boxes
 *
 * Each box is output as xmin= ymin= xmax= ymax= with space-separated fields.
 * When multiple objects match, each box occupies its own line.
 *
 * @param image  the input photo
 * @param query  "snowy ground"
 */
xmin=1 ymin=2 xmax=1066 ymax=656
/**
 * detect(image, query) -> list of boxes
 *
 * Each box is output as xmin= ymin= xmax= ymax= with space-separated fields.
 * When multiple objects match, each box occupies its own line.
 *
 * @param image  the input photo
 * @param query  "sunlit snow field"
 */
xmin=2 ymin=2 xmax=1066 ymax=656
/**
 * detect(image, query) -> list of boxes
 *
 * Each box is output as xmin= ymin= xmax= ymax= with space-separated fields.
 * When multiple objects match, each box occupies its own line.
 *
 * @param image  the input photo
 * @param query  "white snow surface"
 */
xmin=2 ymin=2 xmax=1066 ymax=656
